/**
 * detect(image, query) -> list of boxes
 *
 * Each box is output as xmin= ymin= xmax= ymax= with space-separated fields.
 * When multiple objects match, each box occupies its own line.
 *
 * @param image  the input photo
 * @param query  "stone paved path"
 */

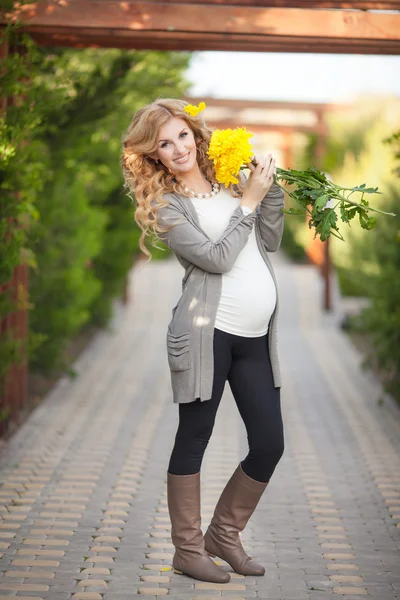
xmin=0 ymin=252 xmax=399 ymax=600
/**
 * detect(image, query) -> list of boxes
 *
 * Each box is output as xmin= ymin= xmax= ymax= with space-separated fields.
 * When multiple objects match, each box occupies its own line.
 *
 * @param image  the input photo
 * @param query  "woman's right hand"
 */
xmin=240 ymin=154 xmax=276 ymax=212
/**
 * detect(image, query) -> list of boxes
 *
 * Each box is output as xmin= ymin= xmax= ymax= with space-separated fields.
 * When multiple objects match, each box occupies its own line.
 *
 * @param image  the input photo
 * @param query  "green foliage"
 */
xmin=0 ymin=333 xmax=22 ymax=384
xmin=27 ymin=46 xmax=190 ymax=371
xmin=327 ymin=98 xmax=400 ymax=294
xmin=0 ymin=24 xmax=64 ymax=386
xmin=298 ymin=113 xmax=374 ymax=185
xmin=317 ymin=98 xmax=400 ymax=402
xmin=28 ymin=174 xmax=106 ymax=372
xmin=335 ymin=265 xmax=369 ymax=298
xmin=280 ymin=218 xmax=307 ymax=263
xmin=90 ymin=186 xmax=141 ymax=326
xmin=277 ymin=167 xmax=390 ymax=242
xmin=353 ymin=190 xmax=400 ymax=401
xmin=385 ymin=130 xmax=400 ymax=178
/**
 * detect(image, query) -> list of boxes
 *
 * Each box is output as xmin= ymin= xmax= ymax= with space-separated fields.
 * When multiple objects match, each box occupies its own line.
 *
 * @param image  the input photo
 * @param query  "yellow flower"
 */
xmin=184 ymin=101 xmax=206 ymax=117
xmin=207 ymin=127 xmax=254 ymax=187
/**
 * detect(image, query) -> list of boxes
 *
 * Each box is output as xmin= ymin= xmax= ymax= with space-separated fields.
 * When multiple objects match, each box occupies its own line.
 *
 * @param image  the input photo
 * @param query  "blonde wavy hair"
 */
xmin=121 ymin=98 xmax=241 ymax=259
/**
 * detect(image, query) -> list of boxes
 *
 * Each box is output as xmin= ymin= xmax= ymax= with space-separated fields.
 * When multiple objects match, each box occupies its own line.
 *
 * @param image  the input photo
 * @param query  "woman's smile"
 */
xmin=174 ymin=152 xmax=190 ymax=164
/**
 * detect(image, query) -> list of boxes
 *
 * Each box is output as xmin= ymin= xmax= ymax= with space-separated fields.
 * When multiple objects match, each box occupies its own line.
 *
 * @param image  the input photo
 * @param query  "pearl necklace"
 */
xmin=183 ymin=182 xmax=220 ymax=199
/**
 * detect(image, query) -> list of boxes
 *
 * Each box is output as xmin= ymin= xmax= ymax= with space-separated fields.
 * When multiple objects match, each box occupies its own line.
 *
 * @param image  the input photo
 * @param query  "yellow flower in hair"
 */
xmin=184 ymin=101 xmax=206 ymax=117
xmin=207 ymin=127 xmax=254 ymax=187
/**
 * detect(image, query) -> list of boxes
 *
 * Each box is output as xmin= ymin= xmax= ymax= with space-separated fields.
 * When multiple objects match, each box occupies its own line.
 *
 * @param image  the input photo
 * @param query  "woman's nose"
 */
xmin=174 ymin=143 xmax=186 ymax=156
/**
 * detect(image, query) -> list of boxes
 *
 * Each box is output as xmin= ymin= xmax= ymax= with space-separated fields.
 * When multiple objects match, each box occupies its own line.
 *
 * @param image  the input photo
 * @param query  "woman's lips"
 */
xmin=174 ymin=152 xmax=190 ymax=164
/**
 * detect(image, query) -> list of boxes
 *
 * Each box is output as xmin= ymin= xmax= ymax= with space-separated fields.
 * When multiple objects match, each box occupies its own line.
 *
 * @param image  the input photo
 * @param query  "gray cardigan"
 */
xmin=156 ymin=184 xmax=285 ymax=404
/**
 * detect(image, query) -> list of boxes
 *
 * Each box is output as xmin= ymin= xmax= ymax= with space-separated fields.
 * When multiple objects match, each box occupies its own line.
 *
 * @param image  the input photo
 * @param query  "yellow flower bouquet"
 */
xmin=207 ymin=127 xmax=395 ymax=242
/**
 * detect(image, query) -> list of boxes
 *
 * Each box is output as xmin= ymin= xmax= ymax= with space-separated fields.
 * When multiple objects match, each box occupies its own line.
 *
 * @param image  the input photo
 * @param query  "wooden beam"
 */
xmin=205 ymin=121 xmax=327 ymax=134
xmin=10 ymin=2 xmax=400 ymax=42
xmin=25 ymin=27 xmax=400 ymax=55
xmin=147 ymin=0 xmax=400 ymax=7
xmin=185 ymin=97 xmax=350 ymax=112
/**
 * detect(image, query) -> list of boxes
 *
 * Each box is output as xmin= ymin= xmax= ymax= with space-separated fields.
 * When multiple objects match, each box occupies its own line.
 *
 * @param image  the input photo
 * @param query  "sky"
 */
xmin=187 ymin=52 xmax=400 ymax=104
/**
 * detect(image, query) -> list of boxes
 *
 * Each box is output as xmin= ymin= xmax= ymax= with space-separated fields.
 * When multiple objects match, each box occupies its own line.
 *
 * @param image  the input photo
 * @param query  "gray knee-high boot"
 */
xmin=167 ymin=472 xmax=230 ymax=583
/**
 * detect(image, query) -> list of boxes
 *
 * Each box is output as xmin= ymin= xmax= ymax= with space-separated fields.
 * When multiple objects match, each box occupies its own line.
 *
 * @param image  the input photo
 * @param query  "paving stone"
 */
xmin=81 ymin=568 xmax=111 ymax=575
xmin=0 ymin=597 xmax=44 ymax=600
xmin=34 ymin=520 xmax=79 ymax=527
xmin=195 ymin=583 xmax=246 ymax=591
xmin=323 ymin=553 xmax=355 ymax=560
xmin=30 ymin=529 xmax=75 ymax=535
xmin=77 ymin=579 xmax=108 ymax=587
xmin=39 ymin=512 xmax=82 ymax=519
xmin=138 ymin=588 xmax=169 ymax=595
xmin=72 ymin=594 xmax=103 ymax=599
xmin=86 ymin=556 xmax=114 ymax=564
xmin=17 ymin=549 xmax=66 ymax=556
xmin=332 ymin=587 xmax=368 ymax=595
xmin=22 ymin=539 xmax=70 ymax=546
xmin=320 ymin=543 xmax=352 ymax=550
xmin=11 ymin=559 xmax=60 ymax=567
xmin=145 ymin=553 xmax=174 ymax=560
xmin=5 ymin=571 xmax=55 ymax=578
xmin=329 ymin=575 xmax=364 ymax=583
xmin=141 ymin=565 xmax=172 ymax=571
xmin=326 ymin=564 xmax=360 ymax=571
xmin=0 ymin=583 xmax=49 ymax=591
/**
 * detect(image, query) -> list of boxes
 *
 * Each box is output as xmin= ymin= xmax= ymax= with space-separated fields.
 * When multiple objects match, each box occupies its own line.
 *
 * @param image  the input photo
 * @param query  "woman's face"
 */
xmin=154 ymin=117 xmax=198 ymax=176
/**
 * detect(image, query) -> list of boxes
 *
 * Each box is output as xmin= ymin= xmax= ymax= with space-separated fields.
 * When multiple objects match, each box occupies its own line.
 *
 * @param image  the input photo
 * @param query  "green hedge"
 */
xmin=27 ymin=47 xmax=190 ymax=372
xmin=0 ymin=25 xmax=190 ymax=386
xmin=354 ymin=189 xmax=400 ymax=401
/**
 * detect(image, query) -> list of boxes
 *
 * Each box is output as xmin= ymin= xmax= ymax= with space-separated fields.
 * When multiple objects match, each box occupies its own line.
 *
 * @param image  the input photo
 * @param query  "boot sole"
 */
xmin=173 ymin=566 xmax=230 ymax=583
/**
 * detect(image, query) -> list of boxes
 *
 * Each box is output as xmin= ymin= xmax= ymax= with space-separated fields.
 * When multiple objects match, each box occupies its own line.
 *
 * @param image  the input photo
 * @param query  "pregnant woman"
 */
xmin=121 ymin=99 xmax=285 ymax=584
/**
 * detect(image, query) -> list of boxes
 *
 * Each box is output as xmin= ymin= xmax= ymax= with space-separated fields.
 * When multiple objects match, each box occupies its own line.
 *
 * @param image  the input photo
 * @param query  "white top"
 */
xmin=190 ymin=187 xmax=276 ymax=337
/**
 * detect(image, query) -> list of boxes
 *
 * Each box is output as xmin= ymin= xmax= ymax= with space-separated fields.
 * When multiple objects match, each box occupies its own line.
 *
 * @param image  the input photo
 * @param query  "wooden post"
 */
xmin=283 ymin=130 xmax=293 ymax=169
xmin=316 ymin=111 xmax=332 ymax=311
xmin=322 ymin=237 xmax=332 ymax=311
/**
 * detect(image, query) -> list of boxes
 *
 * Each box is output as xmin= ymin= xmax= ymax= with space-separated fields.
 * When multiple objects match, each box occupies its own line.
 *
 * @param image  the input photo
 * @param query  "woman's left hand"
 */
xmin=244 ymin=154 xmax=276 ymax=204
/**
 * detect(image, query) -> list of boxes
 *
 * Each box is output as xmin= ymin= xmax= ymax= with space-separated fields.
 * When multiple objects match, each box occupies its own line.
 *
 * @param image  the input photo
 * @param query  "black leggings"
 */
xmin=168 ymin=328 xmax=284 ymax=483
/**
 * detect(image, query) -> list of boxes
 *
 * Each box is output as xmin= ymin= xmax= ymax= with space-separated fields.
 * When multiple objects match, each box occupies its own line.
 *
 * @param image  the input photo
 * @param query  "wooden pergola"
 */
xmin=1 ymin=0 xmax=400 ymax=434
xmin=6 ymin=0 xmax=400 ymax=55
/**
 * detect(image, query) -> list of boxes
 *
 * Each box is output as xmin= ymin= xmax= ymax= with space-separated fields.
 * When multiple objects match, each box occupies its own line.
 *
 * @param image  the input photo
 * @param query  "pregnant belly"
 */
xmin=215 ymin=261 xmax=277 ymax=335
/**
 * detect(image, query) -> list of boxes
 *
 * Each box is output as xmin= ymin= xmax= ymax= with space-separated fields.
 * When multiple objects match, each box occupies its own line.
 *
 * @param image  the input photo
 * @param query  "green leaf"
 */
xmin=313 ymin=194 xmax=330 ymax=211
xmin=315 ymin=209 xmax=338 ymax=241
xmin=340 ymin=205 xmax=357 ymax=223
xmin=359 ymin=211 xmax=377 ymax=231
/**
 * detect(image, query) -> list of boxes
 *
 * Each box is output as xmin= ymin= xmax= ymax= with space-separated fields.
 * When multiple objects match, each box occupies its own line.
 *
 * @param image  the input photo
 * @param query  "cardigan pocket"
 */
xmin=167 ymin=331 xmax=191 ymax=372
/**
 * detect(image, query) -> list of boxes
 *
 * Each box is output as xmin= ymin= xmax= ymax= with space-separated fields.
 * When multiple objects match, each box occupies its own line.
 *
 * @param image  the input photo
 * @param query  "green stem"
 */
xmin=275 ymin=172 xmax=396 ymax=217
xmin=341 ymin=197 xmax=396 ymax=217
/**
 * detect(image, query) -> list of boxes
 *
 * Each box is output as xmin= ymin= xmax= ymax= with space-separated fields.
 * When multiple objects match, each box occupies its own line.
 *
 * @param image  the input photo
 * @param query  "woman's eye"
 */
xmin=160 ymin=133 xmax=186 ymax=148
